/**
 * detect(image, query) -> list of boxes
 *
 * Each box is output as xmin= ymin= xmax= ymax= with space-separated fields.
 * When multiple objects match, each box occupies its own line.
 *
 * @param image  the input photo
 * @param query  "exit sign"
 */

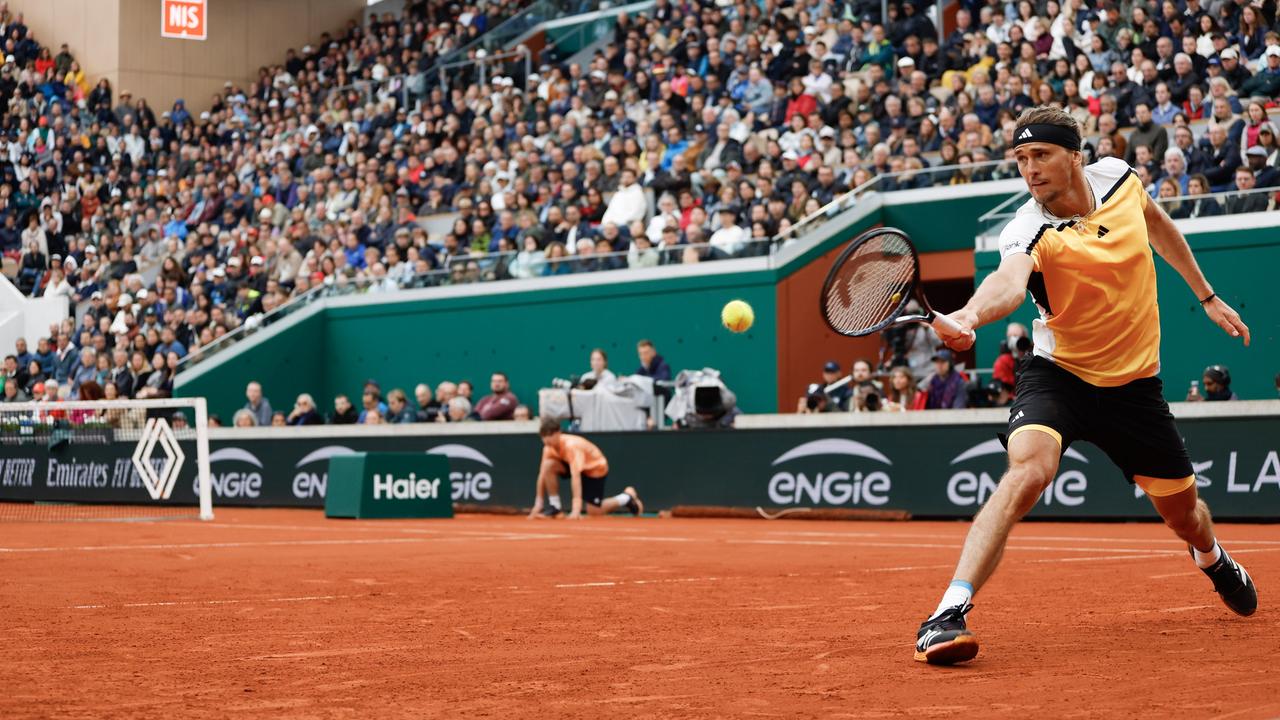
xmin=161 ymin=0 xmax=206 ymax=40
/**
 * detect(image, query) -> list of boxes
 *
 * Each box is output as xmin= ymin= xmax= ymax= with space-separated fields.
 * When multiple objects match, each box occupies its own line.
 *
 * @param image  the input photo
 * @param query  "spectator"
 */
xmin=849 ymin=359 xmax=882 ymax=412
xmin=882 ymin=366 xmax=924 ymax=411
xmin=330 ymin=394 xmax=358 ymax=424
xmin=1188 ymin=365 xmax=1238 ymax=401
xmin=2 ymin=376 xmax=30 ymax=403
xmin=512 ymin=404 xmax=533 ymax=421
xmin=601 ymin=169 xmax=647 ymax=227
xmin=270 ymin=412 xmax=288 ymax=427
xmin=635 ymin=339 xmax=672 ymax=382
xmin=68 ymin=347 xmax=98 ymax=398
xmin=924 ymin=349 xmax=969 ymax=409
xmin=582 ymin=349 xmax=617 ymax=386
xmin=53 ymin=334 xmax=78 ymax=384
xmin=385 ymin=388 xmax=415 ymax=423
xmin=992 ymin=322 xmax=1028 ymax=389
xmin=358 ymin=387 xmax=387 ymax=423
xmin=413 ymin=384 xmax=440 ymax=422
xmin=232 ymin=409 xmax=257 ymax=427
xmin=798 ymin=360 xmax=851 ymax=413
xmin=286 ymin=393 xmax=323 ymax=425
xmin=447 ymin=396 xmax=473 ymax=422
xmin=986 ymin=379 xmax=1015 ymax=408
xmin=243 ymin=381 xmax=273 ymax=427
xmin=475 ymin=372 xmax=518 ymax=420
xmin=1225 ymin=166 xmax=1268 ymax=214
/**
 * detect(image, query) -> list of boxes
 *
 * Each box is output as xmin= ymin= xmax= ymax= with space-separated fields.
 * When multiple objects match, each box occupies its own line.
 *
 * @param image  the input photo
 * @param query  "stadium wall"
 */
xmin=6 ymin=402 xmax=1278 ymax=519
xmin=17 ymin=0 xmax=364 ymax=114
xmin=974 ymin=212 xmax=1280 ymax=401
xmin=176 ymin=183 xmax=1026 ymax=421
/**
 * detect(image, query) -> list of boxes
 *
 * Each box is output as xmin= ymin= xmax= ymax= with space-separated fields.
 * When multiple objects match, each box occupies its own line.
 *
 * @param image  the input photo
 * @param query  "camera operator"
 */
xmin=796 ymin=360 xmax=851 ymax=413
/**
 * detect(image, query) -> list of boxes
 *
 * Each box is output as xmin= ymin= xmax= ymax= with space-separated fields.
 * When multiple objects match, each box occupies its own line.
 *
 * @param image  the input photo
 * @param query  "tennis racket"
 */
xmin=819 ymin=227 xmax=972 ymax=342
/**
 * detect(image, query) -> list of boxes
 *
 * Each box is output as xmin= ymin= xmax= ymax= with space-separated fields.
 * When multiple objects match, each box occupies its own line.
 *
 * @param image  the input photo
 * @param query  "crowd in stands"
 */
xmin=1 ymin=0 xmax=1279 ymax=403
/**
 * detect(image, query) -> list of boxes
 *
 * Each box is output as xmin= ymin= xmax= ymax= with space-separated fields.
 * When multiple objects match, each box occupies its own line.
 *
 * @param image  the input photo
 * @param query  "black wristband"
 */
xmin=1199 ymin=292 xmax=1217 ymax=305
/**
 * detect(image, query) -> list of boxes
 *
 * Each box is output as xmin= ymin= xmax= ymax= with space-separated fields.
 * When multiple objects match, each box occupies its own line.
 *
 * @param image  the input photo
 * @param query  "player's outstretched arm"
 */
xmin=936 ymin=254 xmax=1033 ymax=351
xmin=1143 ymin=199 xmax=1251 ymax=346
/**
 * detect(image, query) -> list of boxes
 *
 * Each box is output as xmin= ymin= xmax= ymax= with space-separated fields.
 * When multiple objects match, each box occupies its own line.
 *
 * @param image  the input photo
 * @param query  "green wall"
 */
xmin=975 ymin=225 xmax=1280 ymax=401
xmin=320 ymin=272 xmax=779 ymax=422
xmin=183 ymin=311 xmax=327 ymax=422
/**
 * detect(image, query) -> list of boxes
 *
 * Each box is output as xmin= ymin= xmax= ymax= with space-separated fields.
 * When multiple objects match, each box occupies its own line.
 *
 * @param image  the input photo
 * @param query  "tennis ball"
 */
xmin=721 ymin=299 xmax=754 ymax=333
xmin=890 ymin=291 xmax=902 ymax=305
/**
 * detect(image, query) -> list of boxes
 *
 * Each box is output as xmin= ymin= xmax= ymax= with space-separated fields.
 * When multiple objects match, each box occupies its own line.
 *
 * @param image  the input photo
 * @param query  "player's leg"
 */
xmin=591 ymin=483 xmax=643 ymax=516
xmin=914 ymin=427 xmax=1061 ymax=665
xmin=578 ymin=476 xmax=641 ymax=516
xmin=953 ymin=428 xmax=1062 ymax=590
xmin=1145 ymin=481 xmax=1257 ymax=616
xmin=1091 ymin=376 xmax=1256 ymax=616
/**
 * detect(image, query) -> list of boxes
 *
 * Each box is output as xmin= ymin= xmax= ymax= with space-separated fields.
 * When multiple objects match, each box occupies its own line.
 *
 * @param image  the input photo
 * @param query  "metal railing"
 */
xmin=774 ymin=158 xmax=1018 ymax=247
xmin=977 ymin=185 xmax=1279 ymax=238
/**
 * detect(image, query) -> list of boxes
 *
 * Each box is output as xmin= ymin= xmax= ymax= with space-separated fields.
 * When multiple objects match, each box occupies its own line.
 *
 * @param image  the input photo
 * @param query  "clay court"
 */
xmin=3 ymin=509 xmax=1278 ymax=719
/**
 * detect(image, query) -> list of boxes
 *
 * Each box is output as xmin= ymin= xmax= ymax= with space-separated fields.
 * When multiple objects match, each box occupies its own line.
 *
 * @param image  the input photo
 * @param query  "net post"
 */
xmin=194 ymin=397 xmax=214 ymax=521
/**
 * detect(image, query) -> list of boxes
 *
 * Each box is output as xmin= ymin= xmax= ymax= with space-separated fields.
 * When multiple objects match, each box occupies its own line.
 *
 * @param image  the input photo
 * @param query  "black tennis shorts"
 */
xmin=1003 ymin=356 xmax=1193 ymax=482
xmin=560 ymin=474 xmax=608 ymax=506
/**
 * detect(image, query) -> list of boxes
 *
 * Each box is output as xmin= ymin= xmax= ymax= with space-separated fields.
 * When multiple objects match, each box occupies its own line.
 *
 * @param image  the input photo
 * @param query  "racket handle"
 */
xmin=931 ymin=312 xmax=975 ymax=342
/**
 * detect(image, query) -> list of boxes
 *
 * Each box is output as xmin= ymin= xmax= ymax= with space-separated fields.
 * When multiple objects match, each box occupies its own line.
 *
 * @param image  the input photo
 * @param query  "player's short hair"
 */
xmin=539 ymin=417 xmax=562 ymax=436
xmin=1014 ymin=105 xmax=1081 ymax=147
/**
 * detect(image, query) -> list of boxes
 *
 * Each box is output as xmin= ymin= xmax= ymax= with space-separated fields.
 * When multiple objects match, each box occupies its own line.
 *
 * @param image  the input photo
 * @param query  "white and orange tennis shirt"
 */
xmin=999 ymin=157 xmax=1161 ymax=387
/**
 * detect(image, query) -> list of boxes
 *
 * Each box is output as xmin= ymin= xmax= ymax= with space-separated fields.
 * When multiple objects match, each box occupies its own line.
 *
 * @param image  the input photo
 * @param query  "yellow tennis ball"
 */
xmin=890 ymin=291 xmax=902 ymax=305
xmin=721 ymin=299 xmax=754 ymax=333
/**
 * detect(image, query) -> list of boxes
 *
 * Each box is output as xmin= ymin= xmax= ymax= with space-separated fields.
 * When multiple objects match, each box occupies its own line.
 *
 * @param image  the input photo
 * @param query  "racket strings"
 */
xmin=824 ymin=233 xmax=915 ymax=335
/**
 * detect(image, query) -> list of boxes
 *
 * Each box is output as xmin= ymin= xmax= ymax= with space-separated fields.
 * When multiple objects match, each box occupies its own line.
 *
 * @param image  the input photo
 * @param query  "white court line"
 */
xmin=726 ymin=539 xmax=1179 ymax=553
xmin=200 ymin=521 xmax=1280 ymax=548
xmin=762 ymin=529 xmax=1280 ymax=546
xmin=68 ymin=593 xmax=370 ymax=610
xmin=555 ymin=577 xmax=723 ymax=589
xmin=0 ymin=536 xmax=548 ymax=553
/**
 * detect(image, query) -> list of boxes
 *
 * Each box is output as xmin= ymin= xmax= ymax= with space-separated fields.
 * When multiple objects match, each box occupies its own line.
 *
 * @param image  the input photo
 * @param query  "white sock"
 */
xmin=929 ymin=580 xmax=974 ymax=620
xmin=548 ymin=495 xmax=562 ymax=509
xmin=611 ymin=492 xmax=632 ymax=508
xmin=1193 ymin=541 xmax=1222 ymax=569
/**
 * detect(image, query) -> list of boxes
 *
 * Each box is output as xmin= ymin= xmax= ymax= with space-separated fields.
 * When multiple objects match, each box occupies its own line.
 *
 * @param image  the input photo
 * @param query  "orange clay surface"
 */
xmin=3 ymin=508 xmax=1279 ymax=719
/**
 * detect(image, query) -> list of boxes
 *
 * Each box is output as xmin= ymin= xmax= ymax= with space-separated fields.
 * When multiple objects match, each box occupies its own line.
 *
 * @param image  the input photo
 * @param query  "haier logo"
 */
xmin=292 ymin=445 xmax=356 ymax=498
xmin=373 ymin=473 xmax=442 ymax=500
xmin=766 ymin=438 xmax=892 ymax=506
xmin=206 ymin=447 xmax=262 ymax=498
xmin=946 ymin=439 xmax=1088 ymax=507
xmin=427 ymin=444 xmax=493 ymax=501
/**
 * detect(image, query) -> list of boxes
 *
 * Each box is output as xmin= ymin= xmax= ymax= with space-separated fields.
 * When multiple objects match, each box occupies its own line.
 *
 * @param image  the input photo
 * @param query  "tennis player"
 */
xmin=528 ymin=418 xmax=643 ymax=519
xmin=915 ymin=106 xmax=1256 ymax=665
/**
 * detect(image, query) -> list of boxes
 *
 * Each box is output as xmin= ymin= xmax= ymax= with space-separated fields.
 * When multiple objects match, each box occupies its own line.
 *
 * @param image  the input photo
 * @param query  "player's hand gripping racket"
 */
xmin=820 ymin=227 xmax=973 ymax=347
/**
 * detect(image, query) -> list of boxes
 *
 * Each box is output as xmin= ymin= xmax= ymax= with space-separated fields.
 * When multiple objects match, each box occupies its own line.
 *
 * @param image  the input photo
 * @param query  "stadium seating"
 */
xmin=2 ymin=0 xmax=1278 ymax=408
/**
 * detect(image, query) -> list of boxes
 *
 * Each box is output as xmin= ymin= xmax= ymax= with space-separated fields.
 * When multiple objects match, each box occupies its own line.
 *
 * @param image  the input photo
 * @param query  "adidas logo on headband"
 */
xmin=1018 ymin=128 xmax=1033 ymax=140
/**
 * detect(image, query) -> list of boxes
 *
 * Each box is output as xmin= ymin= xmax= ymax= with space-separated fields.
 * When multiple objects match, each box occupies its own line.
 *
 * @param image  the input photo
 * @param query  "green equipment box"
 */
xmin=325 ymin=452 xmax=454 ymax=519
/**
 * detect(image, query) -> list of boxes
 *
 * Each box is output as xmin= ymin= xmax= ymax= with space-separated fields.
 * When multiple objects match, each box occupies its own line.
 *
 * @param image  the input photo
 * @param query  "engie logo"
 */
xmin=947 ymin=439 xmax=1089 ymax=507
xmin=767 ymin=438 xmax=892 ymax=506
xmin=372 ymin=472 xmax=442 ymax=500
xmin=1180 ymin=451 xmax=1280 ymax=496
xmin=205 ymin=447 xmax=263 ymax=498
xmin=427 ymin=444 xmax=493 ymax=502
xmin=292 ymin=446 xmax=356 ymax=498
